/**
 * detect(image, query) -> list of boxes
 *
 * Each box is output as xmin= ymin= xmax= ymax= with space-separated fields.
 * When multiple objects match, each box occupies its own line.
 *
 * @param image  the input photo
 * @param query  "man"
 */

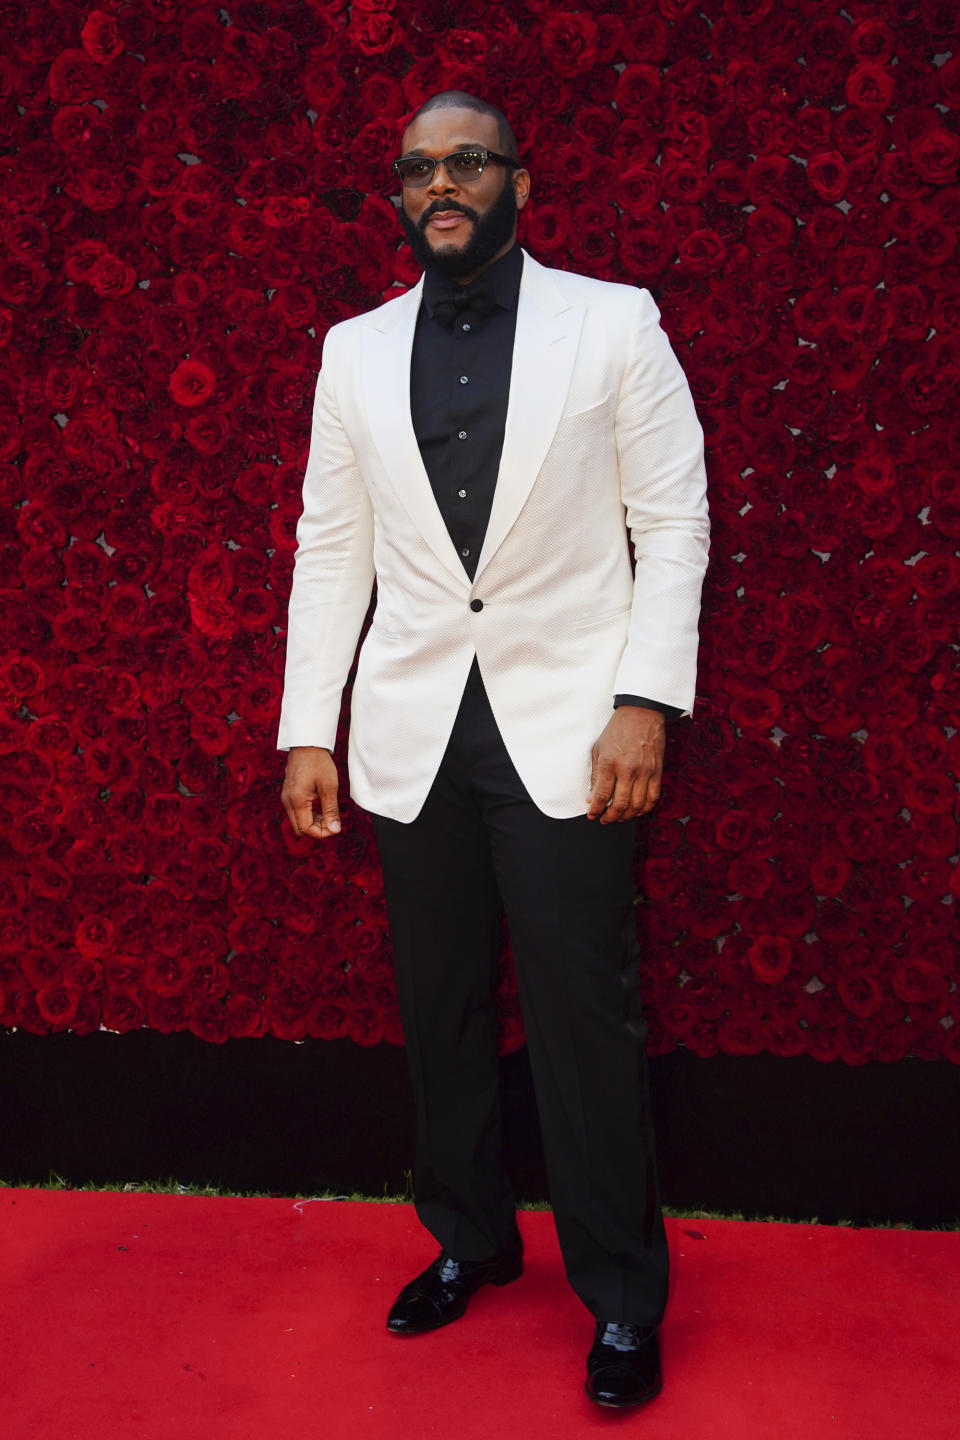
xmin=279 ymin=91 xmax=709 ymax=1410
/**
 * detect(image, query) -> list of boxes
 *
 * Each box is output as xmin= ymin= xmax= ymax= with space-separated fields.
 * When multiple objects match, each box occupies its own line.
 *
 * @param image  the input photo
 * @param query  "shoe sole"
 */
xmin=585 ymin=1376 xmax=663 ymax=1409
xmin=387 ymin=1306 xmax=467 ymax=1336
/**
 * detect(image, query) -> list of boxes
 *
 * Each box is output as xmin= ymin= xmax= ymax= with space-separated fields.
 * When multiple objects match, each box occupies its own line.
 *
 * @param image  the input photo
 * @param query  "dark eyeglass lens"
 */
xmin=448 ymin=152 xmax=484 ymax=177
xmin=398 ymin=158 xmax=435 ymax=185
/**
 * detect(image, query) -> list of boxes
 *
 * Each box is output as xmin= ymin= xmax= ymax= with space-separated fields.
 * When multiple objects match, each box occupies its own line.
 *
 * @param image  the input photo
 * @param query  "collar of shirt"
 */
xmin=421 ymin=242 xmax=523 ymax=323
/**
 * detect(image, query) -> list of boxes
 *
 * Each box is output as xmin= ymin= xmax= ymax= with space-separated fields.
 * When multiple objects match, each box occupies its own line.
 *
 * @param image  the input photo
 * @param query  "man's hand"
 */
xmin=587 ymin=707 xmax=666 ymax=823
xmin=281 ymin=745 xmax=341 ymax=840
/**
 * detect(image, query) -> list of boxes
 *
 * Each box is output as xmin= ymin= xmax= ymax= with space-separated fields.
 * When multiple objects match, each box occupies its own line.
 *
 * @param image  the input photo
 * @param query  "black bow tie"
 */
xmin=430 ymin=275 xmax=498 ymax=328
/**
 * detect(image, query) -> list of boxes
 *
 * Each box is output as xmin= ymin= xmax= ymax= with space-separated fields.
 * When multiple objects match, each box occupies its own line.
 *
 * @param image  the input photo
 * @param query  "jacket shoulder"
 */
xmin=324 ymin=286 xmax=417 ymax=344
xmin=528 ymin=255 xmax=653 ymax=315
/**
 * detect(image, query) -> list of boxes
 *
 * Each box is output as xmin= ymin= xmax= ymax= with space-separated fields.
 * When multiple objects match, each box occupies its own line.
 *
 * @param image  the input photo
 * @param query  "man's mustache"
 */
xmin=418 ymin=200 xmax=478 ymax=231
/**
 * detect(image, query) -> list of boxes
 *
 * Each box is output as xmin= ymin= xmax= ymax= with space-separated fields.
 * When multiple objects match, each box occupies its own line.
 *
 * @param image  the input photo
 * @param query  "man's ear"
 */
xmin=513 ymin=168 xmax=531 ymax=211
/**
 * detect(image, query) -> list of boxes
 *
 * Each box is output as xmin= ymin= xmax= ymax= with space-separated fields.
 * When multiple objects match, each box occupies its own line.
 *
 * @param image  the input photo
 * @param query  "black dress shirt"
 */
xmin=409 ymin=243 xmax=681 ymax=720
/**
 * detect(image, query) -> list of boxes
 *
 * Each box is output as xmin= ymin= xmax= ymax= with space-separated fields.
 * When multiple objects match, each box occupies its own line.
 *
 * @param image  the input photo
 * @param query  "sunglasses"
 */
xmin=392 ymin=147 xmax=518 ymax=189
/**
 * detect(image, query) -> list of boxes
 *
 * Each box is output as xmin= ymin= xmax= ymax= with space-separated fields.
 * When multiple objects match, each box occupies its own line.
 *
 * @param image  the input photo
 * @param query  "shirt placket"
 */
xmin=450 ymin=311 xmax=480 ymax=575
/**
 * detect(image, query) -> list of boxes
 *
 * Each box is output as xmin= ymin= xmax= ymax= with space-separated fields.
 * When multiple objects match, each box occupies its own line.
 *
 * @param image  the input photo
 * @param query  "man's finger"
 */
xmin=304 ymin=761 xmax=341 ymax=838
xmin=587 ymin=756 xmax=616 ymax=819
xmin=290 ymin=796 xmax=325 ymax=839
xmin=599 ymin=773 xmax=632 ymax=823
xmin=625 ymin=772 xmax=650 ymax=819
xmin=317 ymin=789 xmax=341 ymax=836
xmin=640 ymin=769 xmax=662 ymax=814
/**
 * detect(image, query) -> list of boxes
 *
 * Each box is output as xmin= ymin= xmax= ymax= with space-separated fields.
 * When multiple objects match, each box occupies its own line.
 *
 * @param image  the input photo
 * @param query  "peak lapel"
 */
xmin=474 ymin=255 xmax=585 ymax=583
xmin=360 ymin=281 xmax=469 ymax=588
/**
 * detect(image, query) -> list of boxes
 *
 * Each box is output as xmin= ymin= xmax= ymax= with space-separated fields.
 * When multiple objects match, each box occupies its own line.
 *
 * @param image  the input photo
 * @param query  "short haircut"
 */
xmin=406 ymin=90 xmax=521 ymax=163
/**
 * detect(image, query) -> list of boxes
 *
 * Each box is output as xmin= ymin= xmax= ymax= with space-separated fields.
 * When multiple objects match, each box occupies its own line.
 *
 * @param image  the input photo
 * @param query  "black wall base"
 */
xmin=3 ymin=1029 xmax=958 ymax=1225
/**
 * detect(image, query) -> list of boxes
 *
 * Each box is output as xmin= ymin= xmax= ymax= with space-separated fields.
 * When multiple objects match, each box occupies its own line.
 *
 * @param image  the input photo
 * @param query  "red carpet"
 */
xmin=1 ymin=1190 xmax=956 ymax=1439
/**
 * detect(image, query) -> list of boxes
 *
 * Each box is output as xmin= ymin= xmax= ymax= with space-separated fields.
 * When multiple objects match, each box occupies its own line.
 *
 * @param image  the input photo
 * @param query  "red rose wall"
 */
xmin=0 ymin=0 xmax=958 ymax=1064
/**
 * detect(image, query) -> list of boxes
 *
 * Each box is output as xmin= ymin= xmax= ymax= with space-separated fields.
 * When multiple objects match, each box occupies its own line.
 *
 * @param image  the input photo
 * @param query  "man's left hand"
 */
xmin=587 ymin=707 xmax=666 ymax=823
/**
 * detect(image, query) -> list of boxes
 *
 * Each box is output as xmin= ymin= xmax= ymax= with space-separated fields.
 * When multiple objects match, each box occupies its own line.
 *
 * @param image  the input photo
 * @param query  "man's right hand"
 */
xmin=281 ymin=746 xmax=341 ymax=840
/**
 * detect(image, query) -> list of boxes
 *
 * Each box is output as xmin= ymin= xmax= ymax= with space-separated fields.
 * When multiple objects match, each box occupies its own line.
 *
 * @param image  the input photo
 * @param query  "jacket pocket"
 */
xmin=557 ymin=391 xmax=614 ymax=422
xmin=572 ymin=604 xmax=632 ymax=631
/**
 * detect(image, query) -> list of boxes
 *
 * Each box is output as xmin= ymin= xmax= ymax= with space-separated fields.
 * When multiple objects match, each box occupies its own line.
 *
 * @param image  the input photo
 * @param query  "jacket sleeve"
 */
xmin=613 ymin=288 xmax=710 ymax=714
xmin=276 ymin=325 xmax=375 ymax=751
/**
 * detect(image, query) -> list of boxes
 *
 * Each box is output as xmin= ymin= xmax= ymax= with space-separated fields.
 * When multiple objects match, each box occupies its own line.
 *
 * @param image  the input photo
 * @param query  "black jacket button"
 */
xmin=470 ymin=598 xmax=483 ymax=612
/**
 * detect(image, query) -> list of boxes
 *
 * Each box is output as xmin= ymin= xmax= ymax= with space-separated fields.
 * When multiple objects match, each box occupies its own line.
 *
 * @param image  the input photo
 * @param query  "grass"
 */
xmin=3 ymin=1173 xmax=958 ymax=1230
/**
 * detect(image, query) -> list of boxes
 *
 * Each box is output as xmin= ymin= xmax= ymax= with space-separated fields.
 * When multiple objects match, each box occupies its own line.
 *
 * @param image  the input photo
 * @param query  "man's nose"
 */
xmin=426 ymin=160 xmax=458 ymax=195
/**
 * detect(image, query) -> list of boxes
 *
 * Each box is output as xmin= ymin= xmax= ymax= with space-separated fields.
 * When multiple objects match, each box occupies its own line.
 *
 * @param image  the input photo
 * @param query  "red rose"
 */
xmin=879 ymin=151 xmax=926 ymax=200
xmin=614 ymin=64 xmax=661 ymax=119
xmin=728 ymin=687 xmax=782 ymax=731
xmin=726 ymin=854 xmax=773 ymax=899
xmin=903 ymin=773 xmax=955 ymax=816
xmin=0 ymin=256 xmax=50 ymax=306
xmin=34 ymin=982 xmax=81 ymax=1029
xmin=100 ymin=986 xmax=146 ymax=1033
xmin=138 ymin=155 xmax=185 ymax=199
xmin=50 ymin=102 xmax=100 ymax=153
xmin=185 ymin=410 xmax=232 ymax=454
xmin=169 ymin=358 xmax=216 ymax=407
xmin=81 ymin=11 xmax=125 ymax=65
xmin=77 ymin=166 xmax=129 ymax=213
xmin=227 ymin=994 xmax=266 ymax=1038
xmin=678 ymin=229 xmax=727 ymax=276
xmin=837 ymin=973 xmax=885 ymax=1018
xmin=75 ymin=914 xmax=116 ymax=960
xmin=347 ymin=9 xmax=396 ymax=55
xmin=145 ymin=994 xmax=190 ymax=1033
xmin=48 ymin=50 xmax=102 ymax=103
xmin=912 ymin=128 xmax=960 ymax=184
xmin=849 ymin=17 xmax=895 ymax=64
xmin=845 ymin=64 xmax=896 ymax=112
xmin=807 ymin=151 xmax=850 ymax=203
xmin=714 ymin=1014 xmax=764 ymax=1056
xmin=891 ymin=959 xmax=947 ymax=1005
xmin=190 ymin=996 xmax=229 ymax=1044
xmin=540 ymin=12 xmax=599 ymax=77
xmin=808 ymin=850 xmax=852 ymax=897
xmin=913 ymin=814 xmax=958 ymax=861
xmin=713 ymin=810 xmax=755 ymax=852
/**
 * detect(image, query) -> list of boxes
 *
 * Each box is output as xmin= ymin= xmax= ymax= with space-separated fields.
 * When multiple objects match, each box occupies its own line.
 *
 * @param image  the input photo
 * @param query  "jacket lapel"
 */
xmin=359 ymin=253 xmax=584 ymax=589
xmin=360 ymin=279 xmax=469 ymax=587
xmin=473 ymin=253 xmax=584 ymax=582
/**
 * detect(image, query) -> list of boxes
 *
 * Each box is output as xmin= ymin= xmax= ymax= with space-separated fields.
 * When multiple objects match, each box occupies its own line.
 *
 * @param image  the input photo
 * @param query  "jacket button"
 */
xmin=470 ymin=598 xmax=483 ymax=612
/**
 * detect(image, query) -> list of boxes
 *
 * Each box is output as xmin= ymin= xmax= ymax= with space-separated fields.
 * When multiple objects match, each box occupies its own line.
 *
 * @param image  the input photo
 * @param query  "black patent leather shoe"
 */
xmin=585 ymin=1321 xmax=663 ymax=1408
xmin=386 ymin=1247 xmax=523 ymax=1335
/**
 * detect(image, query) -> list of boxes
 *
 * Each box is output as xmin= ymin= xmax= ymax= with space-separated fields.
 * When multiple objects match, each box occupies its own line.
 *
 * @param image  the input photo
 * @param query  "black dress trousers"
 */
xmin=370 ymin=658 xmax=670 ymax=1326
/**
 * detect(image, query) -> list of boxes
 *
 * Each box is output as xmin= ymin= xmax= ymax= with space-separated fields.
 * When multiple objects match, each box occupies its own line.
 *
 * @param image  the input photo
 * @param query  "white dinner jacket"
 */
xmin=277 ymin=251 xmax=709 ymax=821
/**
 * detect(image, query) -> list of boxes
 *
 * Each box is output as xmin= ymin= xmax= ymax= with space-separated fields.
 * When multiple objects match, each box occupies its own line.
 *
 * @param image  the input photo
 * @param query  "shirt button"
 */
xmin=458 ymin=489 xmax=467 ymax=498
xmin=470 ymin=598 xmax=483 ymax=612
xmin=459 ymin=375 xmax=469 ymax=384
xmin=458 ymin=430 xmax=467 ymax=440
xmin=461 ymin=547 xmax=471 ymax=557
xmin=462 ymin=323 xmax=471 ymax=332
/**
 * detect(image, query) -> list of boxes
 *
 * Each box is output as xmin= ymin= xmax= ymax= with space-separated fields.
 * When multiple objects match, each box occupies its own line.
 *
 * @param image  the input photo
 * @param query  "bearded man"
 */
xmin=279 ymin=90 xmax=709 ymax=1410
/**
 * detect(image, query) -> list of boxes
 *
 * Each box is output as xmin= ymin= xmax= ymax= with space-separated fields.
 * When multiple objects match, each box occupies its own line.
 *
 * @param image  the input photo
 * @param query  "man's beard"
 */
xmin=399 ymin=177 xmax=518 ymax=280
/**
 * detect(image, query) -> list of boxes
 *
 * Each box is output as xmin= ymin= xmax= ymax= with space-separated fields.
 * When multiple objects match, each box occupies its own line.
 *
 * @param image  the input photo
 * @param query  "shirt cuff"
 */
xmin=613 ymin=694 xmax=685 ymax=721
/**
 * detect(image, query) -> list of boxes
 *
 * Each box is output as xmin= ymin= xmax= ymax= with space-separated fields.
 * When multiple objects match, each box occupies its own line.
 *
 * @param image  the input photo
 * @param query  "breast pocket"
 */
xmin=547 ymin=392 xmax=618 ymax=480
xmin=557 ymin=391 xmax=615 ymax=424
xmin=573 ymin=604 xmax=632 ymax=632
